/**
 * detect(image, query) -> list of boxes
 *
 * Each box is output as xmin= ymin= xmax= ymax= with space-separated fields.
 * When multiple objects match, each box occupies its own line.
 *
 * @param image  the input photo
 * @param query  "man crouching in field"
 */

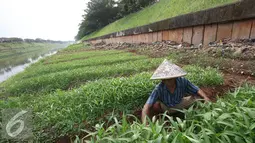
xmin=142 ymin=59 xmax=211 ymax=122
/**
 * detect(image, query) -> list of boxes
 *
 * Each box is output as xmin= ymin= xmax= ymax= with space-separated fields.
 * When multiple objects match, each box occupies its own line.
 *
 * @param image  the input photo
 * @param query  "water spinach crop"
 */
xmin=81 ymin=85 xmax=255 ymax=143
xmin=0 ymin=44 xmax=228 ymax=142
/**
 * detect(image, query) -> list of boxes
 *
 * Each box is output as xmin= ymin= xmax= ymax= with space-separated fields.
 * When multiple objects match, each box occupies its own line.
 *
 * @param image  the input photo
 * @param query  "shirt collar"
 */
xmin=161 ymin=78 xmax=178 ymax=94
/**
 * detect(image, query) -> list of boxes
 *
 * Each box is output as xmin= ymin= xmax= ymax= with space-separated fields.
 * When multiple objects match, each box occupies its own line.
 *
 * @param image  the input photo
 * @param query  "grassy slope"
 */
xmin=82 ymin=0 xmax=237 ymax=40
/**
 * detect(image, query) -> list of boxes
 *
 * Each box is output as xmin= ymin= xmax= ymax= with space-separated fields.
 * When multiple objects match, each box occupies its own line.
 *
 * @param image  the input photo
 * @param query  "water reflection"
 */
xmin=0 ymin=51 xmax=57 ymax=83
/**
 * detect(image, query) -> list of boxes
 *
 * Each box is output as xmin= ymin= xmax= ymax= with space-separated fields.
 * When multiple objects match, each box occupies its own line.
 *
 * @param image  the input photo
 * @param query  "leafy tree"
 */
xmin=75 ymin=0 xmax=156 ymax=41
xmin=117 ymin=0 xmax=155 ymax=18
xmin=75 ymin=0 xmax=119 ymax=40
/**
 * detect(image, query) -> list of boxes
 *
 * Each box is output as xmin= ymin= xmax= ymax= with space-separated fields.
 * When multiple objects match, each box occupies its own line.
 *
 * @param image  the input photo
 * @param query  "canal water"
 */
xmin=0 ymin=49 xmax=61 ymax=83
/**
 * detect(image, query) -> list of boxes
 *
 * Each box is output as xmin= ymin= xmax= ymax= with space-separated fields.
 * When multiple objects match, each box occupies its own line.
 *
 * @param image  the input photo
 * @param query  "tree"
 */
xmin=75 ymin=0 xmax=156 ymax=41
xmin=116 ymin=0 xmax=155 ymax=18
xmin=75 ymin=0 xmax=119 ymax=40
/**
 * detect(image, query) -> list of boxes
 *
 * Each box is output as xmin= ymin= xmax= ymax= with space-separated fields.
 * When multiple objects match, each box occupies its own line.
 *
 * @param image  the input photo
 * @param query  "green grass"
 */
xmin=82 ymin=0 xmax=237 ymax=40
xmin=79 ymin=84 xmax=255 ymax=143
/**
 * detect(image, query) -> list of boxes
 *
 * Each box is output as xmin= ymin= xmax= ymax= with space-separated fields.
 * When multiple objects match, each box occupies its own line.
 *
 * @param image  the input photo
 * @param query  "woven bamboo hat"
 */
xmin=151 ymin=59 xmax=187 ymax=80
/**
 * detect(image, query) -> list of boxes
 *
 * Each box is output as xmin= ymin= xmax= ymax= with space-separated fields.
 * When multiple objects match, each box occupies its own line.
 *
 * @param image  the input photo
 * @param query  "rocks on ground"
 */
xmin=90 ymin=38 xmax=255 ymax=60
xmin=87 ymin=38 xmax=255 ymax=77
xmin=206 ymin=38 xmax=255 ymax=60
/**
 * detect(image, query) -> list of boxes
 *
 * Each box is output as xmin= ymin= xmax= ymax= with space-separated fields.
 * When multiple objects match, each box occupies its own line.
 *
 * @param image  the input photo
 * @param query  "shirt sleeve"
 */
xmin=185 ymin=78 xmax=199 ymax=95
xmin=146 ymin=88 xmax=159 ymax=105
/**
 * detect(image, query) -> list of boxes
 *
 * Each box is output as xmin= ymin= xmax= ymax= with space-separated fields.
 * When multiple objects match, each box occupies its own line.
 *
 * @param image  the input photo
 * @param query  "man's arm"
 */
xmin=141 ymin=103 xmax=153 ymax=123
xmin=197 ymin=89 xmax=211 ymax=102
xmin=142 ymin=84 xmax=161 ymax=123
xmin=184 ymin=78 xmax=211 ymax=102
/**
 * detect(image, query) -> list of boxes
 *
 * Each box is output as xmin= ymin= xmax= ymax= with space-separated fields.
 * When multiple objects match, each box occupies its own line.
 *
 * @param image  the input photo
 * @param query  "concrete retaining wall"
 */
xmin=86 ymin=0 xmax=255 ymax=46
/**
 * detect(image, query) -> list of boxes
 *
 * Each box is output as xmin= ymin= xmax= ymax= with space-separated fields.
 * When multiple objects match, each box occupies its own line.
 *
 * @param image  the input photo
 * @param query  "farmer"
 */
xmin=142 ymin=59 xmax=211 ymax=122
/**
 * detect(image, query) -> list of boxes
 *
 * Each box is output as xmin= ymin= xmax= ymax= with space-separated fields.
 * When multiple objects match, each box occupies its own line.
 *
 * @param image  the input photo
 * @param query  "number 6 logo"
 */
xmin=6 ymin=110 xmax=28 ymax=138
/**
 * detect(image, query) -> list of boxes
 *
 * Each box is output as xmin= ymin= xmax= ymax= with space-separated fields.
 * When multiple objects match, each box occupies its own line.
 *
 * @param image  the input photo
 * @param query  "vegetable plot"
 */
xmin=81 ymin=85 xmax=255 ymax=143
xmin=0 ymin=44 xmax=228 ymax=142
xmin=1 ymin=66 xmax=223 ymax=142
xmin=2 ymin=58 xmax=162 ymax=95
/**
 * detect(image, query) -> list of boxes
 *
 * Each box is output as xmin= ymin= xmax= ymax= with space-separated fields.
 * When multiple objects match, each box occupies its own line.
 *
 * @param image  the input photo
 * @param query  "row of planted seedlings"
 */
xmin=18 ymin=52 xmax=149 ymax=79
xmin=0 ymin=64 xmax=224 ymax=142
xmin=43 ymin=50 xmax=125 ymax=64
xmin=59 ymin=43 xmax=91 ymax=52
xmin=1 ymin=58 xmax=163 ymax=96
xmin=81 ymin=84 xmax=255 ymax=143
xmin=0 ymin=43 xmax=164 ymax=96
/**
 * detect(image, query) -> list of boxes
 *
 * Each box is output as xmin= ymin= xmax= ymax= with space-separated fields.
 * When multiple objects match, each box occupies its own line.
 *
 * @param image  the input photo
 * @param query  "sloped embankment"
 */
xmin=83 ymin=0 xmax=236 ymax=40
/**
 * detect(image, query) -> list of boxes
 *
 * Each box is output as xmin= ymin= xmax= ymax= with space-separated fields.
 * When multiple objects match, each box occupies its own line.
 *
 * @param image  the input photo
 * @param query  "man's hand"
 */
xmin=197 ymin=89 xmax=211 ymax=102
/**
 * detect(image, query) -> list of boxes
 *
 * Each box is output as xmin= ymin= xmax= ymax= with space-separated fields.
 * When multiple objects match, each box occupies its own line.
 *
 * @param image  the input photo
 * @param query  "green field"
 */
xmin=0 ymin=43 xmax=254 ymax=142
xmin=82 ymin=0 xmax=237 ymax=40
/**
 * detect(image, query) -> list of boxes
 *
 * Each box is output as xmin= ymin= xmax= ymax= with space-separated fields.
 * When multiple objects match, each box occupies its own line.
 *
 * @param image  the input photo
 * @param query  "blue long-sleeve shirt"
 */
xmin=146 ymin=77 xmax=199 ymax=107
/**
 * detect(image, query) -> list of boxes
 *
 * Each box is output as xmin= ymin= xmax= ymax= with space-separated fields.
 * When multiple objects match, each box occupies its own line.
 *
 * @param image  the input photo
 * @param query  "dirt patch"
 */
xmin=127 ymin=49 xmax=138 ymax=54
xmin=56 ymin=136 xmax=71 ymax=143
xmin=223 ymin=73 xmax=255 ymax=85
xmin=201 ymin=73 xmax=255 ymax=99
xmin=206 ymin=39 xmax=255 ymax=60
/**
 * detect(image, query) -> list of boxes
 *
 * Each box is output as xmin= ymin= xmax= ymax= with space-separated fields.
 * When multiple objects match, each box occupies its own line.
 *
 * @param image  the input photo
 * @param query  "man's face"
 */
xmin=162 ymin=78 xmax=176 ymax=83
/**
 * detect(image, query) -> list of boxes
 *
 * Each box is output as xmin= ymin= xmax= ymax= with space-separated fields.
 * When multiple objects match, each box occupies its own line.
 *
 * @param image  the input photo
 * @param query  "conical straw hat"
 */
xmin=151 ymin=59 xmax=187 ymax=80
